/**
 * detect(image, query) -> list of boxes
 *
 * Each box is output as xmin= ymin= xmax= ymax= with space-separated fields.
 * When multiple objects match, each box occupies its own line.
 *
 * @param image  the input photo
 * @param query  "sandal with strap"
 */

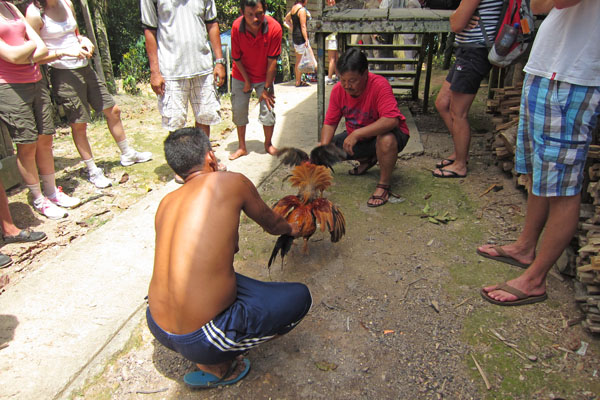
xmin=367 ymin=183 xmax=392 ymax=208
xmin=349 ymin=157 xmax=378 ymax=176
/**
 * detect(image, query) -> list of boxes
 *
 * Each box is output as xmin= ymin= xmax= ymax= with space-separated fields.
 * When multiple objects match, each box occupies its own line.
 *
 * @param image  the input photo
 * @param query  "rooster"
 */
xmin=268 ymin=144 xmax=347 ymax=269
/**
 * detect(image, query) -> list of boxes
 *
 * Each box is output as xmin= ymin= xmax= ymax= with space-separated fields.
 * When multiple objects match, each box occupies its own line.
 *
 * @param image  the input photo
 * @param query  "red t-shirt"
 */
xmin=324 ymin=73 xmax=409 ymax=136
xmin=231 ymin=15 xmax=282 ymax=84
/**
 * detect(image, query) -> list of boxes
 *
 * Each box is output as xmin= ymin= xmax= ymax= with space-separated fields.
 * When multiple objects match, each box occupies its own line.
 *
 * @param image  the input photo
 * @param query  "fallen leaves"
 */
xmin=421 ymin=202 xmax=457 ymax=225
xmin=315 ymin=361 xmax=338 ymax=371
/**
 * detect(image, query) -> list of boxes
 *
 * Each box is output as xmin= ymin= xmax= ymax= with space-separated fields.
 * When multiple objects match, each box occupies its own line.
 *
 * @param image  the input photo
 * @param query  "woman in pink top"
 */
xmin=27 ymin=0 xmax=152 ymax=189
xmin=0 ymin=0 xmax=80 ymax=221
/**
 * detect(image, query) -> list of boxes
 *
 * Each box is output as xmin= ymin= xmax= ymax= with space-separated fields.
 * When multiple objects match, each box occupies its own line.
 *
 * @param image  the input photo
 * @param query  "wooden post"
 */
xmin=423 ymin=33 xmax=435 ymax=113
xmin=316 ymin=0 xmax=325 ymax=140
xmin=78 ymin=0 xmax=105 ymax=82
xmin=316 ymin=32 xmax=326 ymax=140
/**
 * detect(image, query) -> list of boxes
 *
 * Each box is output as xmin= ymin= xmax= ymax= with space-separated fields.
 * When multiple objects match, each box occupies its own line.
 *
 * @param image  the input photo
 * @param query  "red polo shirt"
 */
xmin=231 ymin=14 xmax=282 ymax=83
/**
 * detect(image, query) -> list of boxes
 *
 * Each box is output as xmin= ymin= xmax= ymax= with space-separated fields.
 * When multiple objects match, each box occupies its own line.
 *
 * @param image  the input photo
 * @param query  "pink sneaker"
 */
xmin=48 ymin=187 xmax=81 ymax=209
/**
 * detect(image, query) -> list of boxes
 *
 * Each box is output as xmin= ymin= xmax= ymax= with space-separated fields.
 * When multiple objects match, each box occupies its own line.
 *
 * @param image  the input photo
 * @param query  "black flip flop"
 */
xmin=435 ymin=158 xmax=455 ymax=169
xmin=432 ymin=169 xmax=466 ymax=178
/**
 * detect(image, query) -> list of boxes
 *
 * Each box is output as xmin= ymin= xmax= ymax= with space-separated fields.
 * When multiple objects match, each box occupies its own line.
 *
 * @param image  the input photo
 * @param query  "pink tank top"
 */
xmin=0 ymin=3 xmax=41 ymax=84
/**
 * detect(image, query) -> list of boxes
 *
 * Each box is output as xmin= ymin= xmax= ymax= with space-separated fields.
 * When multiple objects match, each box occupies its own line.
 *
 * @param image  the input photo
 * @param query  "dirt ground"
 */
xmin=2 ymin=77 xmax=599 ymax=400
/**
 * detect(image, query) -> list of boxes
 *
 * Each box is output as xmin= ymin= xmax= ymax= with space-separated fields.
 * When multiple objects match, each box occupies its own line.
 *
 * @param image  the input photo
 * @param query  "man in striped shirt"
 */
xmin=141 ymin=0 xmax=226 ymax=136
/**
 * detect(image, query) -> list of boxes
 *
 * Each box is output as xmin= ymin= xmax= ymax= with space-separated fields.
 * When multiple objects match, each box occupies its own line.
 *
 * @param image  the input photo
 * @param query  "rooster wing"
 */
xmin=311 ymin=198 xmax=346 ymax=243
xmin=272 ymin=195 xmax=302 ymax=218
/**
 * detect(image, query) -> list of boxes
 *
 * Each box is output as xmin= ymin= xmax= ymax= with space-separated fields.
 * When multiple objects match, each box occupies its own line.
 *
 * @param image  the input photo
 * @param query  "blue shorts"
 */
xmin=516 ymin=74 xmax=600 ymax=197
xmin=146 ymin=273 xmax=312 ymax=365
xmin=332 ymin=127 xmax=410 ymax=161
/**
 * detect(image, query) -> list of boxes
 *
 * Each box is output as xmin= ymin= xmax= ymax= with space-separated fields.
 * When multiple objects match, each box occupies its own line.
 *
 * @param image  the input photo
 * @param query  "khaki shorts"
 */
xmin=0 ymin=77 xmax=55 ymax=144
xmin=231 ymin=78 xmax=275 ymax=127
xmin=159 ymin=74 xmax=221 ymax=132
xmin=49 ymin=64 xmax=115 ymax=124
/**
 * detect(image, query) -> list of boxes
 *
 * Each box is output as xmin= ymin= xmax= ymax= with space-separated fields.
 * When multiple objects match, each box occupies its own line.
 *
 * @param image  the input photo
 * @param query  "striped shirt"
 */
xmin=140 ymin=0 xmax=217 ymax=79
xmin=455 ymin=0 xmax=503 ymax=46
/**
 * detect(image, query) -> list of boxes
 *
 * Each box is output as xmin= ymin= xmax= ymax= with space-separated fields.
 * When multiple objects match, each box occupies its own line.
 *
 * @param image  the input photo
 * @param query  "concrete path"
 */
xmin=0 ymin=82 xmax=421 ymax=400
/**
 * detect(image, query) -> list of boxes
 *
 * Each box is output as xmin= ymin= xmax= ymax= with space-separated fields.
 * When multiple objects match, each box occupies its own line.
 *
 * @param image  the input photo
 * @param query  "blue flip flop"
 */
xmin=184 ymin=358 xmax=251 ymax=389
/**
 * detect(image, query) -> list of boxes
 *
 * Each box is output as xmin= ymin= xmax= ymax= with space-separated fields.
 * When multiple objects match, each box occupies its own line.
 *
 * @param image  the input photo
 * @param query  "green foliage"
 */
xmin=118 ymin=36 xmax=149 ymax=95
xmin=107 ymin=0 xmax=143 ymax=75
xmin=217 ymin=0 xmax=287 ymax=31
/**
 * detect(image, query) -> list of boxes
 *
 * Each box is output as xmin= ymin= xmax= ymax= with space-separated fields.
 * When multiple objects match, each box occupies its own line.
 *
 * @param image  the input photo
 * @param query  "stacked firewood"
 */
xmin=486 ymin=84 xmax=522 ymax=130
xmin=574 ymin=144 xmax=600 ymax=334
xmin=487 ymin=83 xmax=528 ymax=189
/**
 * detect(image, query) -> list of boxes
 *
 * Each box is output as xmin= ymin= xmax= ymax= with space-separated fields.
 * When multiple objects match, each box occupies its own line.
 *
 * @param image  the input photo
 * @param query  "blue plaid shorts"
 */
xmin=515 ymin=74 xmax=600 ymax=197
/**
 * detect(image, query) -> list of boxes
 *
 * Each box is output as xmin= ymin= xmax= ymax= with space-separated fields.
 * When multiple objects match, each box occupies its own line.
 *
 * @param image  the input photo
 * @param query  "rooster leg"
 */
xmin=302 ymin=238 xmax=309 ymax=255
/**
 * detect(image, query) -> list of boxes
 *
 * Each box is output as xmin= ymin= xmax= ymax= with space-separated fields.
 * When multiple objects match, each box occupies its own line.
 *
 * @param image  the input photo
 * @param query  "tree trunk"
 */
xmin=89 ymin=0 xmax=116 ymax=94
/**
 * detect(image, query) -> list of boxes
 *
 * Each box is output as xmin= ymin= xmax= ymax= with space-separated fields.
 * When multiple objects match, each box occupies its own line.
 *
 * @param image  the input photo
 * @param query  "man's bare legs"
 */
xmin=433 ymin=81 xmax=476 ymax=176
xmin=229 ymin=125 xmax=277 ymax=160
xmin=263 ymin=125 xmax=277 ymax=156
xmin=367 ymin=133 xmax=398 ymax=207
xmin=483 ymin=193 xmax=580 ymax=302
xmin=196 ymin=122 xmax=210 ymax=138
xmin=478 ymin=178 xmax=547 ymax=265
xmin=229 ymin=125 xmax=248 ymax=160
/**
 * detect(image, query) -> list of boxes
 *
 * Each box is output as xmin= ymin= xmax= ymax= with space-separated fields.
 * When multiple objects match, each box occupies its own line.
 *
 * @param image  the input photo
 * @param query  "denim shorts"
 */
xmin=446 ymin=46 xmax=492 ymax=95
xmin=516 ymin=73 xmax=600 ymax=197
xmin=147 ymin=273 xmax=312 ymax=365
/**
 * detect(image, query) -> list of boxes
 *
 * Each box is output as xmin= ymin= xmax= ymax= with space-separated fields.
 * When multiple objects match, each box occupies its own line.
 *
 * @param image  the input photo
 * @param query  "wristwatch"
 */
xmin=214 ymin=58 xmax=226 ymax=66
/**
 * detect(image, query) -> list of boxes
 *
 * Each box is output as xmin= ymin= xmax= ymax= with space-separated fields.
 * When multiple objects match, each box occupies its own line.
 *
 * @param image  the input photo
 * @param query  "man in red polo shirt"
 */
xmin=229 ymin=0 xmax=283 ymax=160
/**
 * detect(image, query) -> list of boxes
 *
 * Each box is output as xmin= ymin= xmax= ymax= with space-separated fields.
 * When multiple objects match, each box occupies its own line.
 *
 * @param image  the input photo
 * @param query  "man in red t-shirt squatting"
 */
xmin=229 ymin=0 xmax=283 ymax=160
xmin=320 ymin=48 xmax=410 ymax=208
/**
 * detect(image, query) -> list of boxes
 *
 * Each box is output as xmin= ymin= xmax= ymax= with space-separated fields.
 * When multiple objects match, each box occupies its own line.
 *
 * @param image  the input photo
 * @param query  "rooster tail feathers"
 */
xmin=277 ymin=148 xmax=310 ymax=166
xmin=268 ymin=234 xmax=295 ymax=269
xmin=310 ymin=144 xmax=347 ymax=170
xmin=330 ymin=204 xmax=346 ymax=242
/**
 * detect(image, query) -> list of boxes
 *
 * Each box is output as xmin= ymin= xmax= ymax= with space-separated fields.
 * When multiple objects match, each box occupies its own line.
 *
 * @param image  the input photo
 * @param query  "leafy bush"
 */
xmin=118 ymin=36 xmax=149 ymax=95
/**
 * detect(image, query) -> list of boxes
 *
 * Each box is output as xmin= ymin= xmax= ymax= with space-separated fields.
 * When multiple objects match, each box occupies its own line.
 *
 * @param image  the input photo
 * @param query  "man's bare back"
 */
xmin=149 ymin=170 xmax=294 ymax=334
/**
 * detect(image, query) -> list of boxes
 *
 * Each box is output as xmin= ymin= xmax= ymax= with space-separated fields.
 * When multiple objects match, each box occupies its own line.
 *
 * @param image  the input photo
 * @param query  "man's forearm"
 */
xmin=233 ymin=59 xmax=251 ymax=83
xmin=352 ymin=117 xmax=398 ymax=141
xmin=320 ymin=124 xmax=336 ymax=145
xmin=206 ymin=21 xmax=223 ymax=60
xmin=264 ymin=58 xmax=278 ymax=87
xmin=144 ymin=29 xmax=161 ymax=74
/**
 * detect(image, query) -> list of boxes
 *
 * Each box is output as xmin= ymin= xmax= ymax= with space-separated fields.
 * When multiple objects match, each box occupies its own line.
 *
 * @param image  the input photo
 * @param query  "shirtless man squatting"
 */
xmin=146 ymin=127 xmax=312 ymax=388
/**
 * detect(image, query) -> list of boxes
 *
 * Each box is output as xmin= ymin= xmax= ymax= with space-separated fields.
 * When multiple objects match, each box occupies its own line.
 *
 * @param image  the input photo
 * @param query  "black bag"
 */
xmin=424 ymin=0 xmax=461 ymax=9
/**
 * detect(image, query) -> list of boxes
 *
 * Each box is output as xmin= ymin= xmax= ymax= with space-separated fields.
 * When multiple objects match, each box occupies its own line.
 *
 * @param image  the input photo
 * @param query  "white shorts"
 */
xmin=326 ymin=33 xmax=337 ymax=51
xmin=294 ymin=43 xmax=307 ymax=54
xmin=158 ymin=74 xmax=221 ymax=131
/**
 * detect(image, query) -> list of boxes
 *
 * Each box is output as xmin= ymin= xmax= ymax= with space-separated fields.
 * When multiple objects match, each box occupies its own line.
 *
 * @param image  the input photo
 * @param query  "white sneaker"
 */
xmin=89 ymin=168 xmax=112 ymax=188
xmin=325 ymin=76 xmax=336 ymax=85
xmin=120 ymin=150 xmax=152 ymax=166
xmin=34 ymin=197 xmax=68 ymax=220
xmin=48 ymin=186 xmax=81 ymax=209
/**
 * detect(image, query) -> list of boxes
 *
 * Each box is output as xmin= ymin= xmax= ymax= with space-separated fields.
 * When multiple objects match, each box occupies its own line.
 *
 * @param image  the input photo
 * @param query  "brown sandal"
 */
xmin=367 ymin=184 xmax=391 ymax=208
